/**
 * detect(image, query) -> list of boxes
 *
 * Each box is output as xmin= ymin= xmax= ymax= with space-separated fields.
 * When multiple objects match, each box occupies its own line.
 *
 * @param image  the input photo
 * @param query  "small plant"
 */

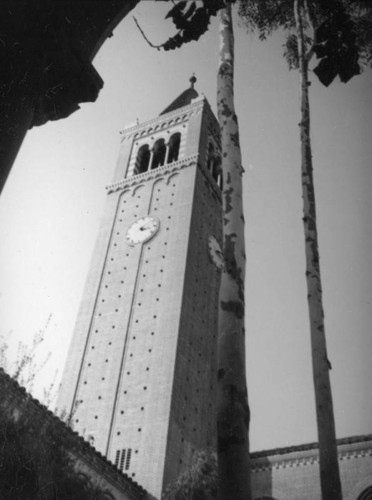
xmin=0 ymin=386 xmax=110 ymax=499
xmin=0 ymin=315 xmax=59 ymax=406
xmin=162 ymin=450 xmax=218 ymax=500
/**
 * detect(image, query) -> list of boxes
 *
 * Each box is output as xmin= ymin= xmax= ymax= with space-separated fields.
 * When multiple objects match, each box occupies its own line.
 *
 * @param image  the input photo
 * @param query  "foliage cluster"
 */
xmin=0 ymin=396 xmax=109 ymax=500
xmin=237 ymin=0 xmax=372 ymax=85
xmin=134 ymin=0 xmax=225 ymax=50
xmin=0 ymin=319 xmax=111 ymax=499
xmin=162 ymin=0 xmax=225 ymax=49
xmin=0 ymin=315 xmax=58 ymax=407
xmin=147 ymin=1 xmax=371 ymax=87
xmin=162 ymin=450 xmax=218 ymax=500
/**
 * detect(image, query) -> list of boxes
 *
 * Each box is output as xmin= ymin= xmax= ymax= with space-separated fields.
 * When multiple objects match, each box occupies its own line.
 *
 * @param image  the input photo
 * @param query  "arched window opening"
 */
xmin=213 ymin=157 xmax=222 ymax=190
xmin=135 ymin=145 xmax=150 ymax=175
xmin=207 ymin=143 xmax=215 ymax=171
xmin=152 ymin=139 xmax=166 ymax=169
xmin=218 ymin=172 xmax=223 ymax=191
xmin=168 ymin=133 xmax=181 ymax=163
xmin=358 ymin=486 xmax=372 ymax=500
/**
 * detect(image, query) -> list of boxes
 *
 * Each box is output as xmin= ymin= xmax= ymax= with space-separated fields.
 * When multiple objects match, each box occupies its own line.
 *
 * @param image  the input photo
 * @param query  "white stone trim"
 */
xmin=119 ymin=96 xmax=207 ymax=141
xmin=106 ymin=155 xmax=199 ymax=193
xmin=252 ymin=444 xmax=372 ymax=473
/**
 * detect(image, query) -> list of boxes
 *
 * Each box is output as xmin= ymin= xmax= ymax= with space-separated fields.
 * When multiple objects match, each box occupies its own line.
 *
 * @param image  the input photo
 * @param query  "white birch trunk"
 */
xmin=294 ymin=1 xmax=342 ymax=498
xmin=217 ymin=4 xmax=251 ymax=500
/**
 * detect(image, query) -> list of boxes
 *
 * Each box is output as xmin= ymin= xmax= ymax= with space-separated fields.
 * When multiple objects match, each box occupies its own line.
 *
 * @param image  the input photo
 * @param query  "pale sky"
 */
xmin=0 ymin=3 xmax=371 ymax=453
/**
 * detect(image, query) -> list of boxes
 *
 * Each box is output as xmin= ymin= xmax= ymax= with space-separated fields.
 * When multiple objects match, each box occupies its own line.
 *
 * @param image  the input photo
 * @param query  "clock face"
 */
xmin=208 ymin=235 xmax=224 ymax=270
xmin=126 ymin=216 xmax=160 ymax=246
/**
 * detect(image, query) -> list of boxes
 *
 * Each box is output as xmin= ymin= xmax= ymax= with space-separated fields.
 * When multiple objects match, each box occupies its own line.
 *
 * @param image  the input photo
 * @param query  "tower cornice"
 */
xmin=119 ymin=95 xmax=219 ymax=143
xmin=106 ymin=155 xmax=199 ymax=193
xmin=106 ymin=154 xmax=222 ymax=203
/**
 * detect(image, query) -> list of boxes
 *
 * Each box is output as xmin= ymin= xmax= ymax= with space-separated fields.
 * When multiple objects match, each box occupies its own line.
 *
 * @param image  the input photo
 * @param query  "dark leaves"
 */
xmin=165 ymin=1 xmax=193 ymax=30
xmin=0 ymin=405 xmax=109 ymax=500
xmin=163 ymin=32 xmax=184 ymax=51
xmin=162 ymin=0 xmax=225 ymax=51
xmin=237 ymin=0 xmax=370 ymax=83
xmin=351 ymin=7 xmax=372 ymax=66
xmin=162 ymin=450 xmax=218 ymax=500
xmin=313 ymin=9 xmax=361 ymax=86
xmin=238 ymin=0 xmax=295 ymax=39
xmin=284 ymin=33 xmax=299 ymax=69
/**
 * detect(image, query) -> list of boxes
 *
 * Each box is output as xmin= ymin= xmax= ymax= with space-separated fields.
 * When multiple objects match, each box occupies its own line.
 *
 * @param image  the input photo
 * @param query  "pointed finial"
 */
xmin=189 ymin=74 xmax=197 ymax=89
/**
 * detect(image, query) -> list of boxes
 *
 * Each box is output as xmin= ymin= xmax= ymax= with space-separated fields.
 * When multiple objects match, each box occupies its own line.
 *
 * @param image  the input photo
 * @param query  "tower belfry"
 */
xmin=58 ymin=80 xmax=223 ymax=498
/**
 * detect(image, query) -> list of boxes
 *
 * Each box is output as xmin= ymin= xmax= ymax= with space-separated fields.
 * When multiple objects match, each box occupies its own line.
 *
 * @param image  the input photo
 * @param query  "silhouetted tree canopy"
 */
xmin=0 ymin=402 xmax=109 ymax=500
xmin=162 ymin=0 xmax=225 ymax=50
xmin=148 ymin=0 xmax=371 ymax=87
xmin=134 ymin=0 xmax=225 ymax=51
xmin=237 ymin=0 xmax=372 ymax=86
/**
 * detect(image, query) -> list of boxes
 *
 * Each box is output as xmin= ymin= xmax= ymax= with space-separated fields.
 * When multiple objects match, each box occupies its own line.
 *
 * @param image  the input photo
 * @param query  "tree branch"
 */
xmin=133 ymin=16 xmax=162 ymax=50
xmin=303 ymin=0 xmax=316 ymax=62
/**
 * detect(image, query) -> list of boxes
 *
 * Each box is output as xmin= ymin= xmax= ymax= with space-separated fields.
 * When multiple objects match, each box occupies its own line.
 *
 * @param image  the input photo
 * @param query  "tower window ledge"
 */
xmin=105 ymin=155 xmax=200 ymax=194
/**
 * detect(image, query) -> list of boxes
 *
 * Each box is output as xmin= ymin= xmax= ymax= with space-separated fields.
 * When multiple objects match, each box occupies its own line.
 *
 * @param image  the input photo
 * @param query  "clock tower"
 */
xmin=58 ymin=79 xmax=223 ymax=498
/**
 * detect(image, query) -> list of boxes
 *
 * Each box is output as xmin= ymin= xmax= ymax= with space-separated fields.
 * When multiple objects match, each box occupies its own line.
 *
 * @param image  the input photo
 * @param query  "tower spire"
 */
xmin=189 ymin=73 xmax=197 ymax=89
xmin=159 ymin=76 xmax=199 ymax=115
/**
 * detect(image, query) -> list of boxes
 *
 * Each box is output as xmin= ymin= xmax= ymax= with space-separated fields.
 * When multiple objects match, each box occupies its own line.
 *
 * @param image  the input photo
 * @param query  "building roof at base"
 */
xmin=0 ymin=368 xmax=147 ymax=499
xmin=250 ymin=433 xmax=372 ymax=459
xmin=2 ymin=367 xmax=371 ymax=483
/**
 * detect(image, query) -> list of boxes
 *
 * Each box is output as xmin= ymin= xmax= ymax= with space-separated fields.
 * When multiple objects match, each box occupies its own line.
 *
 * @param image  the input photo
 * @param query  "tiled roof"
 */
xmin=3 ymin=367 xmax=370 ymax=482
xmin=0 ymin=368 xmax=147 ymax=498
xmin=251 ymin=434 xmax=372 ymax=459
xmin=160 ymin=81 xmax=199 ymax=115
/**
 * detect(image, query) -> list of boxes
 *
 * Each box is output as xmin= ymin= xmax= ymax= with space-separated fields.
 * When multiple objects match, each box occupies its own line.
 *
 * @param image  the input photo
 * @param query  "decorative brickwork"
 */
xmin=119 ymin=96 xmax=205 ymax=142
xmin=251 ymin=436 xmax=372 ymax=500
xmin=106 ymin=156 xmax=199 ymax=193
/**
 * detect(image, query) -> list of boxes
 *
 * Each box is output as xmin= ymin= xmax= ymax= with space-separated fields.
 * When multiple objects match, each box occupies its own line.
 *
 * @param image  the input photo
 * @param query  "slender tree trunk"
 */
xmin=216 ymin=4 xmax=251 ymax=500
xmin=294 ymin=1 xmax=342 ymax=498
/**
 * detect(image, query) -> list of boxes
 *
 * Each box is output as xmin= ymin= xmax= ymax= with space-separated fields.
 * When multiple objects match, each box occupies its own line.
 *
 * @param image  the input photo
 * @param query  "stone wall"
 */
xmin=0 ymin=368 xmax=150 ymax=500
xmin=251 ymin=436 xmax=372 ymax=500
xmin=2 ymin=368 xmax=371 ymax=500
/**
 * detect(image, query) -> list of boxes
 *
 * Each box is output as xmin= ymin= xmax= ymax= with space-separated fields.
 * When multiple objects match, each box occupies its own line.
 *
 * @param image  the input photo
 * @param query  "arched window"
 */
xmin=168 ymin=132 xmax=181 ymax=163
xmin=358 ymin=486 xmax=372 ymax=500
xmin=207 ymin=143 xmax=215 ymax=171
xmin=219 ymin=173 xmax=223 ymax=190
xmin=212 ymin=156 xmax=223 ymax=190
xmin=152 ymin=139 xmax=166 ymax=169
xmin=212 ymin=157 xmax=220 ymax=182
xmin=135 ymin=144 xmax=150 ymax=175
